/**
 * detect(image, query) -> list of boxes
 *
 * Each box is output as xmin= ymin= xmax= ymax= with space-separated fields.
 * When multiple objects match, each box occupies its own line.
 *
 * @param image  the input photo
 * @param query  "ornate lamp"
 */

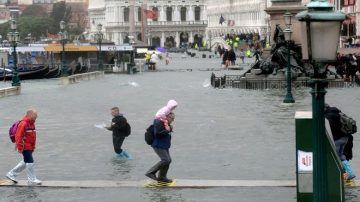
xmin=8 ymin=19 xmax=20 ymax=86
xmin=296 ymin=1 xmax=345 ymax=201
xmin=283 ymin=11 xmax=295 ymax=103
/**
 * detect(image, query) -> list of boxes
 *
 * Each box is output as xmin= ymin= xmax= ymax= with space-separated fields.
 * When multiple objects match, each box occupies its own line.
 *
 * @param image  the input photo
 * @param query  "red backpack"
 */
xmin=9 ymin=120 xmax=21 ymax=143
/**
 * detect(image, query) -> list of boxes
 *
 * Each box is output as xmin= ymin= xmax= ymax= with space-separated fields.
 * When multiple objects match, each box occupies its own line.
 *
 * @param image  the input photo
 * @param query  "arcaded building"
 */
xmin=88 ymin=0 xmax=207 ymax=47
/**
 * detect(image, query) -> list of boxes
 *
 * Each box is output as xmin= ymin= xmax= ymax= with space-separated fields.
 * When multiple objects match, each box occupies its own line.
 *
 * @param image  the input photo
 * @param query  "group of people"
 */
xmin=5 ymin=100 xmax=178 ymax=185
xmin=336 ymin=53 xmax=360 ymax=82
xmin=217 ymin=45 xmax=262 ymax=68
xmin=325 ymin=104 xmax=356 ymax=181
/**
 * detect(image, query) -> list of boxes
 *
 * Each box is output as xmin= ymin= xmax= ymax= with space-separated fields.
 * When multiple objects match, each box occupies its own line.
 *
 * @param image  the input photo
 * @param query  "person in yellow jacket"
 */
xmin=145 ymin=53 xmax=151 ymax=64
xmin=246 ymin=49 xmax=252 ymax=58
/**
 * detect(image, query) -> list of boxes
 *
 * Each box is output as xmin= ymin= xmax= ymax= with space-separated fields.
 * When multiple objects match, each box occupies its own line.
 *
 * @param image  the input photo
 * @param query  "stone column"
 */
xmin=265 ymin=0 xmax=304 ymax=45
xmin=161 ymin=32 xmax=165 ymax=47
xmin=189 ymin=31 xmax=194 ymax=43
xmin=129 ymin=0 xmax=135 ymax=37
xmin=120 ymin=7 xmax=124 ymax=23
xmin=174 ymin=6 xmax=180 ymax=22
xmin=160 ymin=6 xmax=165 ymax=21
xmin=188 ymin=6 xmax=194 ymax=22
xmin=134 ymin=6 xmax=138 ymax=23
xmin=202 ymin=5 xmax=206 ymax=21
xmin=119 ymin=33 xmax=123 ymax=44
xmin=115 ymin=6 xmax=119 ymax=24
xmin=175 ymin=31 xmax=180 ymax=47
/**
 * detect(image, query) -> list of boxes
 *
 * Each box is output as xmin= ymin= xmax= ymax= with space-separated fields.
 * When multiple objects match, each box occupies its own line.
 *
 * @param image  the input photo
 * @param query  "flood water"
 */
xmin=0 ymin=54 xmax=359 ymax=202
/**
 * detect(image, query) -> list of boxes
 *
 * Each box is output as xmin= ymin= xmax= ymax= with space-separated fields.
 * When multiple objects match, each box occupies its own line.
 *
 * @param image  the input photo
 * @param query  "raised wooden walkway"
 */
xmin=0 ymin=179 xmax=295 ymax=188
xmin=0 ymin=179 xmax=358 ymax=188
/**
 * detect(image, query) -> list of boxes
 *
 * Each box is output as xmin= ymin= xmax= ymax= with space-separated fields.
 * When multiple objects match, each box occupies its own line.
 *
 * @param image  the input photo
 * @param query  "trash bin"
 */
xmin=202 ymin=54 xmax=206 ymax=58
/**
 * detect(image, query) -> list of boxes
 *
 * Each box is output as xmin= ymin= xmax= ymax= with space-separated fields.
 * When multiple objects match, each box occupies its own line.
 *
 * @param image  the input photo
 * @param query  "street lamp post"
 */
xmin=208 ymin=31 xmax=212 ymax=52
xmin=8 ymin=19 xmax=20 ymax=86
xmin=283 ymin=12 xmax=295 ymax=103
xmin=59 ymin=21 xmax=68 ymax=77
xmin=95 ymin=24 xmax=104 ymax=71
xmin=296 ymin=1 xmax=345 ymax=201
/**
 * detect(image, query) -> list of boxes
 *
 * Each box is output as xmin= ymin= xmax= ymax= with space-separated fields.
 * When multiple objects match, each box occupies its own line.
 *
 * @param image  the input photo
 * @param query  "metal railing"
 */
xmin=210 ymin=73 xmax=360 ymax=89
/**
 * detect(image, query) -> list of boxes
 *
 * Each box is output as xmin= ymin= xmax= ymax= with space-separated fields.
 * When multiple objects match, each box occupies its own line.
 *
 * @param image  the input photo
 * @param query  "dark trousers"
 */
xmin=113 ymin=135 xmax=125 ymax=154
xmin=146 ymin=148 xmax=172 ymax=177
xmin=22 ymin=150 xmax=34 ymax=163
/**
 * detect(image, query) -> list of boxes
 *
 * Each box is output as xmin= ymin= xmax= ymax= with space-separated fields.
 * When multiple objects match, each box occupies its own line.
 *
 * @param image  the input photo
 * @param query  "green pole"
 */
xmin=11 ymin=40 xmax=20 ymax=86
xmin=283 ymin=40 xmax=295 ymax=103
xmin=61 ymin=38 xmax=68 ymax=77
xmin=309 ymin=78 xmax=328 ymax=202
xmin=98 ymin=38 xmax=103 ymax=71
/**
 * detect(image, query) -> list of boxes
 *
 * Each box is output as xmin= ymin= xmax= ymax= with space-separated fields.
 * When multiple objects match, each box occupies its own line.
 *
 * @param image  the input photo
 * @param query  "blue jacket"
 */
xmin=152 ymin=119 xmax=171 ymax=149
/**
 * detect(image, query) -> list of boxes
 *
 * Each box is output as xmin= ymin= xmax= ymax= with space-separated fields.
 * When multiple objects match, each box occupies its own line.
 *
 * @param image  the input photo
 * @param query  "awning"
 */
xmin=44 ymin=44 xmax=97 ymax=52
xmin=17 ymin=46 xmax=45 ymax=52
xmin=101 ymin=45 xmax=133 ymax=51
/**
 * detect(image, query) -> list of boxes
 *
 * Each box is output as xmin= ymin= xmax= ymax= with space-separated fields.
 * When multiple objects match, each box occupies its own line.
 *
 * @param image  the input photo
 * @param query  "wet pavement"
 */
xmin=0 ymin=54 xmax=359 ymax=202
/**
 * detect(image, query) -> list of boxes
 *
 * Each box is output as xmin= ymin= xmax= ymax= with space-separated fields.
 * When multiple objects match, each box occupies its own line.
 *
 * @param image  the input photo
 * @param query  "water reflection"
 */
xmin=345 ymin=187 xmax=360 ymax=201
xmin=8 ymin=187 xmax=41 ymax=202
xmin=108 ymin=157 xmax=134 ymax=179
xmin=144 ymin=188 xmax=185 ymax=202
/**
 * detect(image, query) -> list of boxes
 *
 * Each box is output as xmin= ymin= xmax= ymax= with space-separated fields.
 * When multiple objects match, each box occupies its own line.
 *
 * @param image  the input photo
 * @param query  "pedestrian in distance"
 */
xmin=253 ymin=48 xmax=261 ymax=63
xmin=165 ymin=53 xmax=171 ymax=65
xmin=105 ymin=107 xmax=132 ymax=159
xmin=6 ymin=109 xmax=42 ymax=185
xmin=145 ymin=100 xmax=178 ymax=183
xmin=239 ymin=49 xmax=245 ymax=64
xmin=324 ymin=104 xmax=356 ymax=180
xmin=150 ymin=52 xmax=158 ymax=70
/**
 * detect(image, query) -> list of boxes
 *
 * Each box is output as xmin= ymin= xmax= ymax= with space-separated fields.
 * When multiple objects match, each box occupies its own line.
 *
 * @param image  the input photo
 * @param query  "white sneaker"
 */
xmin=5 ymin=172 xmax=17 ymax=183
xmin=27 ymin=179 xmax=42 ymax=186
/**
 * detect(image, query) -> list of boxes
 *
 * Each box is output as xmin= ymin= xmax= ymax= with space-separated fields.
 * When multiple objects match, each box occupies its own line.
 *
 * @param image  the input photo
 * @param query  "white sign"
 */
xmin=298 ymin=150 xmax=313 ymax=171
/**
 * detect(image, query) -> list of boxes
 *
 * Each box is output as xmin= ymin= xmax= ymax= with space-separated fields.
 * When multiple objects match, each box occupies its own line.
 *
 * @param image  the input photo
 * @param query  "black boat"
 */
xmin=17 ymin=65 xmax=50 ymax=80
xmin=0 ymin=68 xmax=13 ymax=81
xmin=44 ymin=64 xmax=61 ymax=78
xmin=0 ymin=65 xmax=50 ymax=80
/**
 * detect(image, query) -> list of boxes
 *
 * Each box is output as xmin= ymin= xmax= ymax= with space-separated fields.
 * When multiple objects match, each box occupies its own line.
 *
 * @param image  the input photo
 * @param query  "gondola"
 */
xmin=44 ymin=65 xmax=61 ymax=78
xmin=0 ymin=65 xmax=50 ymax=80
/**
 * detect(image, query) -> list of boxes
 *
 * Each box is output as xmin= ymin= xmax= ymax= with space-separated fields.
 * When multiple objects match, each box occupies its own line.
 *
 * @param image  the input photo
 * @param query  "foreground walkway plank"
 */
xmin=0 ymin=179 xmax=297 ymax=188
xmin=0 ymin=179 xmax=358 ymax=188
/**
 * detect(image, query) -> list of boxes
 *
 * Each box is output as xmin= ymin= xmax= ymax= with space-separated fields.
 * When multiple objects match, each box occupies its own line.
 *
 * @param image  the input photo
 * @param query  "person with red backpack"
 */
xmin=6 ymin=109 xmax=42 ymax=185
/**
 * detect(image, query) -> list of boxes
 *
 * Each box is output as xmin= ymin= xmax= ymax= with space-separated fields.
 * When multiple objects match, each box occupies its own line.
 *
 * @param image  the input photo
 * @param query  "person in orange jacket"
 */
xmin=6 ymin=109 xmax=42 ymax=185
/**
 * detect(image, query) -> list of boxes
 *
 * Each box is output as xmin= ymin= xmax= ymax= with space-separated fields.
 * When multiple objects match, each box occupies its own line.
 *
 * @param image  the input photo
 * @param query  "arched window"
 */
xmin=194 ymin=6 xmax=201 ymax=21
xmin=124 ymin=7 xmax=129 ymax=22
xmin=138 ymin=7 xmax=142 ymax=21
xmin=152 ymin=7 xmax=158 ymax=21
xmin=180 ymin=7 xmax=186 ymax=22
xmin=166 ymin=7 xmax=172 ymax=21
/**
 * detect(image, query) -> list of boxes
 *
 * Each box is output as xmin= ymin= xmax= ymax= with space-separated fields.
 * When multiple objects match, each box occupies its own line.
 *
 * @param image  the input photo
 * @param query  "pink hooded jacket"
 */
xmin=155 ymin=100 xmax=178 ymax=120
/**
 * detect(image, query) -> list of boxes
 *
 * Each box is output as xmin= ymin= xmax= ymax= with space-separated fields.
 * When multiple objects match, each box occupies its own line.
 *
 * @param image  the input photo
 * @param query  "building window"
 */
xmin=138 ymin=7 xmax=142 ymax=21
xmin=194 ymin=6 xmax=201 ymax=21
xmin=166 ymin=7 xmax=172 ymax=21
xmin=152 ymin=7 xmax=158 ymax=21
xmin=124 ymin=7 xmax=129 ymax=22
xmin=180 ymin=7 xmax=186 ymax=22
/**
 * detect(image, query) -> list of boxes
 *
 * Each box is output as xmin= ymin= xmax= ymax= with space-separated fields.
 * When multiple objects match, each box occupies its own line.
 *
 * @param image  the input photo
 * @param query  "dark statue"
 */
xmin=251 ymin=24 xmax=307 ymax=77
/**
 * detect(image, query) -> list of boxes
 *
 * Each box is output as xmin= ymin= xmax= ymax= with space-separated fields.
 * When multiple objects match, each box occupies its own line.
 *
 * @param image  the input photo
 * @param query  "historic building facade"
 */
xmin=207 ymin=0 xmax=268 ymax=42
xmin=88 ymin=0 xmax=207 ymax=47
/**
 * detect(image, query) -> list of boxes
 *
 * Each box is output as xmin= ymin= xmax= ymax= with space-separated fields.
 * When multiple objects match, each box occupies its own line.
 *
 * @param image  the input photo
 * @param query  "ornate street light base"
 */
xmin=283 ymin=93 xmax=295 ymax=103
xmin=11 ymin=72 xmax=20 ymax=86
